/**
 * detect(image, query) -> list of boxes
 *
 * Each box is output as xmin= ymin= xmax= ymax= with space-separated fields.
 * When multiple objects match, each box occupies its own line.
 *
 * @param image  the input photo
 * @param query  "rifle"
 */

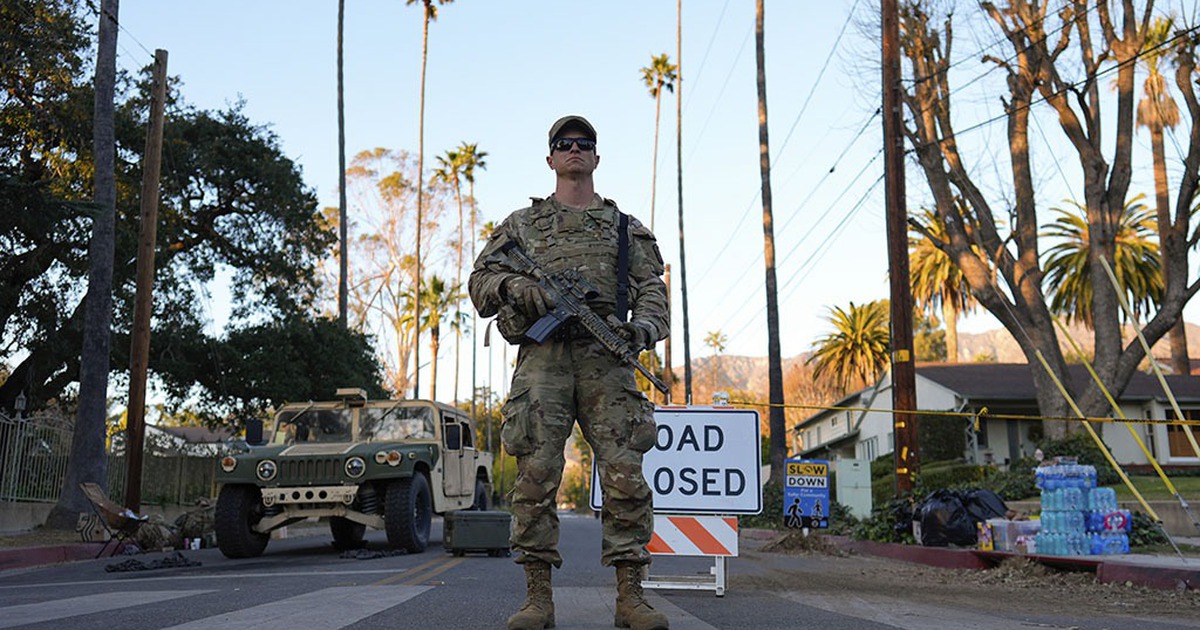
xmin=489 ymin=241 xmax=669 ymax=394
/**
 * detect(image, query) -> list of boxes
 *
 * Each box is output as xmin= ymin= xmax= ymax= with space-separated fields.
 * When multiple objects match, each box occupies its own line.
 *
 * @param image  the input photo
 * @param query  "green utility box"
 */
xmin=444 ymin=510 xmax=512 ymax=557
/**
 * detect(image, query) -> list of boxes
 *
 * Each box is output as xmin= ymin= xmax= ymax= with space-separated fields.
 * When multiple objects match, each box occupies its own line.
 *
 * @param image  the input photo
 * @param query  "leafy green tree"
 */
xmin=912 ymin=309 xmax=946 ymax=362
xmin=703 ymin=330 xmax=728 ymax=392
xmin=808 ymin=301 xmax=890 ymax=392
xmin=640 ymin=53 xmax=677 ymax=231
xmin=155 ymin=313 xmax=384 ymax=421
xmin=1042 ymin=197 xmax=1162 ymax=328
xmin=909 ymin=206 xmax=976 ymax=362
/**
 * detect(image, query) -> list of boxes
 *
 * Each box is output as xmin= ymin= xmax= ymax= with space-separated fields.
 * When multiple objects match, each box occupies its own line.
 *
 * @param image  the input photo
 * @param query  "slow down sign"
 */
xmin=591 ymin=406 xmax=762 ymax=514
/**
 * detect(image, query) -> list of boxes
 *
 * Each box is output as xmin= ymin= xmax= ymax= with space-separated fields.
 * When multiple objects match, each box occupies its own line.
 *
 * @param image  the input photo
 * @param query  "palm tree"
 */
xmin=412 ymin=274 xmax=466 ymax=400
xmin=337 ymin=0 xmax=348 ymax=326
xmin=908 ymin=206 xmax=977 ymax=362
xmin=1138 ymin=17 xmax=1188 ymax=374
xmin=458 ymin=143 xmax=487 ymax=419
xmin=755 ymin=0 xmax=786 ymax=486
xmin=433 ymin=147 xmax=466 ymax=403
xmin=406 ymin=0 xmax=453 ymax=398
xmin=1042 ymin=196 xmax=1162 ymax=328
xmin=703 ymin=330 xmax=728 ymax=393
xmin=807 ymin=301 xmax=891 ymax=392
xmin=640 ymin=53 xmax=677 ymax=232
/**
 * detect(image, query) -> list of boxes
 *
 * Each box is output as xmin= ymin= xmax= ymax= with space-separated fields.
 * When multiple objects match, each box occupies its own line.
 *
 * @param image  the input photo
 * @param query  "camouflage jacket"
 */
xmin=469 ymin=194 xmax=668 ymax=345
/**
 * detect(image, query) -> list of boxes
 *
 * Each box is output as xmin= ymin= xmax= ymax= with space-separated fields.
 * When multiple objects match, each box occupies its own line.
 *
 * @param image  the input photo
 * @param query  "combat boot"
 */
xmin=507 ymin=561 xmax=555 ymax=630
xmin=614 ymin=562 xmax=669 ymax=629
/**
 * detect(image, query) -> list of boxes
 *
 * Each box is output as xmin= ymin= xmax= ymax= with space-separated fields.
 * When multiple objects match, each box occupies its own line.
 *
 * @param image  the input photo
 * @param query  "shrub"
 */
xmin=1129 ymin=510 xmax=1169 ymax=548
xmin=741 ymin=481 xmax=784 ymax=530
xmin=852 ymin=495 xmax=915 ymax=544
xmin=1038 ymin=432 xmax=1120 ymax=485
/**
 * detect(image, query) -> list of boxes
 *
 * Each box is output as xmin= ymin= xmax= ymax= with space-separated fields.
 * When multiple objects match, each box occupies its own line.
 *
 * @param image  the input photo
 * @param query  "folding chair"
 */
xmin=79 ymin=482 xmax=149 ymax=558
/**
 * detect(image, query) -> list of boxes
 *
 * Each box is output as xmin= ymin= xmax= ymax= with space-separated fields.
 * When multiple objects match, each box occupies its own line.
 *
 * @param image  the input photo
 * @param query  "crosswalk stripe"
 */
xmin=553 ymin=586 xmax=718 ymax=630
xmin=0 ymin=590 xmax=213 ymax=628
xmin=162 ymin=586 xmax=431 ymax=630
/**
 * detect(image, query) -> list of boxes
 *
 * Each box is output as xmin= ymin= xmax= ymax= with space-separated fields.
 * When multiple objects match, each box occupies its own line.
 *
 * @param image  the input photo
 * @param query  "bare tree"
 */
xmin=900 ymin=0 xmax=1200 ymax=433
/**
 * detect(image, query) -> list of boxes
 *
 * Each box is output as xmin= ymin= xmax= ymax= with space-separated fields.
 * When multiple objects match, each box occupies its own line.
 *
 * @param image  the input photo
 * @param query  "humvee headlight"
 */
xmin=374 ymin=451 xmax=388 ymax=464
xmin=256 ymin=459 xmax=277 ymax=481
xmin=345 ymin=456 xmax=366 ymax=478
xmin=220 ymin=456 xmax=237 ymax=472
xmin=386 ymin=450 xmax=402 ymax=467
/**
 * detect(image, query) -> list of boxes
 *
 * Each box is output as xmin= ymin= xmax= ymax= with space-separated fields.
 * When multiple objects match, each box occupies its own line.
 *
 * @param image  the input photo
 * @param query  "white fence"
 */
xmin=0 ymin=412 xmax=219 ymax=506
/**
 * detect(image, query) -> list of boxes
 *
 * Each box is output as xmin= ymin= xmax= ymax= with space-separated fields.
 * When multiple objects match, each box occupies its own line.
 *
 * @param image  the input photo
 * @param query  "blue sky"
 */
xmin=114 ymin=1 xmax=1200 ymax=401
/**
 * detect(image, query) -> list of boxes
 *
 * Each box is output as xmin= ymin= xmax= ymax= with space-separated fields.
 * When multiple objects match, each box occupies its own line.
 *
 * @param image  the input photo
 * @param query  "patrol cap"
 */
xmin=548 ymin=115 xmax=597 ymax=145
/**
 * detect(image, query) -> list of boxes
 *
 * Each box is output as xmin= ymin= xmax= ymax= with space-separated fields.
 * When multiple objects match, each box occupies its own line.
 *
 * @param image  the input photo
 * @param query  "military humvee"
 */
xmin=214 ymin=388 xmax=494 ymax=558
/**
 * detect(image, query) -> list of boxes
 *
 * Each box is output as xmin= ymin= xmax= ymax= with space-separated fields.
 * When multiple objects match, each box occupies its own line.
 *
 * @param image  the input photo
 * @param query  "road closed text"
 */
xmin=650 ymin=424 xmax=746 ymax=497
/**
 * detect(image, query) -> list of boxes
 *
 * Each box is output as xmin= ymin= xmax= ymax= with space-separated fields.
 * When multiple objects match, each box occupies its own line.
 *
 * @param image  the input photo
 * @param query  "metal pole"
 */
xmin=124 ymin=49 xmax=168 ymax=511
xmin=882 ymin=0 xmax=918 ymax=495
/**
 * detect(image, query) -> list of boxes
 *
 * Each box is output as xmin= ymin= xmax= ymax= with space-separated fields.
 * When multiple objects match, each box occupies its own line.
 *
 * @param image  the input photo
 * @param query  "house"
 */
xmin=793 ymin=363 xmax=1200 ymax=470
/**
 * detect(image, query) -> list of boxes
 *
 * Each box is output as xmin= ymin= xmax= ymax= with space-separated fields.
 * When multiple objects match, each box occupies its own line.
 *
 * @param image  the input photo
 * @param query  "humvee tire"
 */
xmin=470 ymin=479 xmax=489 ymax=510
xmin=386 ymin=474 xmax=432 ymax=553
xmin=215 ymin=484 xmax=269 ymax=558
xmin=330 ymin=516 xmax=366 ymax=550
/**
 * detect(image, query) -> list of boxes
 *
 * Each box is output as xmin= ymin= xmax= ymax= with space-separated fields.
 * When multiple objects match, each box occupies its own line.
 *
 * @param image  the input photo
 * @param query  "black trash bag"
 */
xmin=962 ymin=489 xmax=1008 ymax=524
xmin=915 ymin=489 xmax=976 ymax=547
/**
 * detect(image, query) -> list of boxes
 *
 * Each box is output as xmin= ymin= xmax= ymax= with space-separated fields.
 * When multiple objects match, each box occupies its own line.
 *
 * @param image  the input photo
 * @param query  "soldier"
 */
xmin=470 ymin=115 xmax=669 ymax=630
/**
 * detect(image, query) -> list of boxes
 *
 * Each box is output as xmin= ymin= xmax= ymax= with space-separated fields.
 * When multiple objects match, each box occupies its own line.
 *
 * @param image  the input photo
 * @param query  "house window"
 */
xmin=1166 ymin=409 xmax=1200 ymax=458
xmin=860 ymin=436 xmax=878 ymax=461
xmin=832 ymin=414 xmax=839 ymax=427
xmin=975 ymin=416 xmax=989 ymax=448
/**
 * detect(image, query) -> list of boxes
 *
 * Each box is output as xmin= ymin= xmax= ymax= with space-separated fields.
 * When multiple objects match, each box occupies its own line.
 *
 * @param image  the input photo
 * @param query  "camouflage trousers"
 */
xmin=501 ymin=337 xmax=657 ymax=568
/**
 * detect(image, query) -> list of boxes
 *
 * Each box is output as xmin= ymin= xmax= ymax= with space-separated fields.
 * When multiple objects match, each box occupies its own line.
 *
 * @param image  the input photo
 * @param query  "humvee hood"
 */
xmin=280 ymin=443 xmax=361 ymax=456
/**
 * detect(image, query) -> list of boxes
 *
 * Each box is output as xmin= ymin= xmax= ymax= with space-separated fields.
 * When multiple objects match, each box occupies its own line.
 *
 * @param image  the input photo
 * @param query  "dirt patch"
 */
xmin=738 ymin=543 xmax=1200 ymax=620
xmin=759 ymin=531 xmax=847 ymax=556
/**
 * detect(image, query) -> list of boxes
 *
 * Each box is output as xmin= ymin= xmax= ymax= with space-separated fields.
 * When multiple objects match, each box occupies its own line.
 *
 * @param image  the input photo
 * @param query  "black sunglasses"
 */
xmin=550 ymin=137 xmax=596 ymax=152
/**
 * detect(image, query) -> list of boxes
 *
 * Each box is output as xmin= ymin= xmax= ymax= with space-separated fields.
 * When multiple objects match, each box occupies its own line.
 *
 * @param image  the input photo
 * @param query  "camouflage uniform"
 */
xmin=470 ymin=193 xmax=668 ymax=568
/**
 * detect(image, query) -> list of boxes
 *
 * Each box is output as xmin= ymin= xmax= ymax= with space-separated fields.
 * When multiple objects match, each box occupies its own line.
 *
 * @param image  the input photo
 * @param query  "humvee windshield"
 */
xmin=361 ymin=405 xmax=435 ymax=441
xmin=274 ymin=407 xmax=353 ymax=444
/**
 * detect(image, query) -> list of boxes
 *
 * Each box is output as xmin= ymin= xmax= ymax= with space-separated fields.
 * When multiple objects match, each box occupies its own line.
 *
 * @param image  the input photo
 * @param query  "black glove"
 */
xmin=615 ymin=320 xmax=656 ymax=351
xmin=504 ymin=276 xmax=555 ymax=318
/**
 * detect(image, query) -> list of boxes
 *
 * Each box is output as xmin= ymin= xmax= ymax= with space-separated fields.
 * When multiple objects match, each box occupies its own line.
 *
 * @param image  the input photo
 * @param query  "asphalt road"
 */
xmin=0 ymin=514 xmax=1197 ymax=629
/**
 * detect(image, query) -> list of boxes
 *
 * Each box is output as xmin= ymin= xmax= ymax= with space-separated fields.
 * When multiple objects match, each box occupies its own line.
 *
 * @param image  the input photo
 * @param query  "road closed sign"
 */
xmin=591 ymin=406 xmax=762 ymax=514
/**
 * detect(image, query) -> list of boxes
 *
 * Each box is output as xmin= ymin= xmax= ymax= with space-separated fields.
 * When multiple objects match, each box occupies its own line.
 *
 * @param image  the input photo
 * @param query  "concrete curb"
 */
xmin=0 ymin=542 xmax=110 ymax=572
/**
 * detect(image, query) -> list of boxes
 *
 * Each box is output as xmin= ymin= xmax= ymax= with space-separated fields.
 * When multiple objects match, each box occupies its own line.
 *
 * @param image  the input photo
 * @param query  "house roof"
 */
xmin=794 ymin=363 xmax=1200 ymax=434
xmin=155 ymin=425 xmax=236 ymax=444
xmin=917 ymin=363 xmax=1200 ymax=403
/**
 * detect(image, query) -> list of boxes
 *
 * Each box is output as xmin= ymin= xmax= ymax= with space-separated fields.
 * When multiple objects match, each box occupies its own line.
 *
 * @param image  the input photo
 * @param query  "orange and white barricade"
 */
xmin=644 ymin=515 xmax=739 ymax=596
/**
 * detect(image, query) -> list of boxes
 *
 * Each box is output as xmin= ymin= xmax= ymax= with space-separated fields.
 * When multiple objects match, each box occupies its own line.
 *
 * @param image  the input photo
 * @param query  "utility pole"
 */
xmin=882 ymin=0 xmax=918 ymax=495
xmin=125 ymin=49 xmax=168 ymax=511
xmin=675 ymin=0 xmax=693 ymax=404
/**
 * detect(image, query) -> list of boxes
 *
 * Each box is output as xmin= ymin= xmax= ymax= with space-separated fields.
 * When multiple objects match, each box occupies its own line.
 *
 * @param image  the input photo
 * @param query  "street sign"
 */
xmin=784 ymin=458 xmax=829 ymax=529
xmin=591 ymin=406 xmax=762 ymax=514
